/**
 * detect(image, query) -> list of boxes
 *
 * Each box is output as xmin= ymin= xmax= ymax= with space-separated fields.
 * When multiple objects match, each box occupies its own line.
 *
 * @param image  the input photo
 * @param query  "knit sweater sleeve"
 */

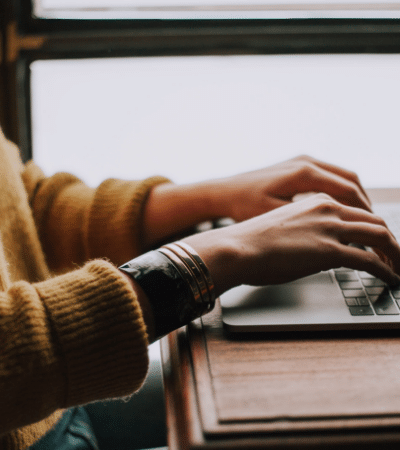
xmin=21 ymin=162 xmax=170 ymax=272
xmin=0 ymin=259 xmax=149 ymax=436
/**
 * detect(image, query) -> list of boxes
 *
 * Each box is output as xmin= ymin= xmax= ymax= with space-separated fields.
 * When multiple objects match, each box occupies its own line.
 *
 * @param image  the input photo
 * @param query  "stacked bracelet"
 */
xmin=119 ymin=241 xmax=216 ymax=340
xmin=160 ymin=242 xmax=216 ymax=315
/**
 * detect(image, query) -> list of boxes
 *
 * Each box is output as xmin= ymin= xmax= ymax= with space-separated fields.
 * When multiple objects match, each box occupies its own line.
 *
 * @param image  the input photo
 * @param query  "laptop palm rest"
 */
xmin=221 ymin=271 xmax=372 ymax=332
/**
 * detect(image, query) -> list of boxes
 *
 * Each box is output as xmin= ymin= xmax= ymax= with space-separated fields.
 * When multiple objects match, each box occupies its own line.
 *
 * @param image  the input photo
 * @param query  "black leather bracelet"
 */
xmin=119 ymin=250 xmax=205 ymax=340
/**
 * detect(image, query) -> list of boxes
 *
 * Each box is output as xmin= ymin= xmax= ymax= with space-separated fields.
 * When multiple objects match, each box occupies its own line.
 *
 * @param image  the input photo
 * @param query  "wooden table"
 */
xmin=161 ymin=189 xmax=400 ymax=450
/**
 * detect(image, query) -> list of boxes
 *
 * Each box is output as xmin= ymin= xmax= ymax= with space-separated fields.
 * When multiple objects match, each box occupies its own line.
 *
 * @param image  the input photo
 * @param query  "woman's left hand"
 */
xmin=143 ymin=155 xmax=371 ymax=249
xmin=215 ymin=155 xmax=372 ymax=222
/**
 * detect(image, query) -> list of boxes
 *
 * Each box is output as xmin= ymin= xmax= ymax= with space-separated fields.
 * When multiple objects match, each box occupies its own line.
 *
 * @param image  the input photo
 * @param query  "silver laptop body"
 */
xmin=221 ymin=203 xmax=400 ymax=333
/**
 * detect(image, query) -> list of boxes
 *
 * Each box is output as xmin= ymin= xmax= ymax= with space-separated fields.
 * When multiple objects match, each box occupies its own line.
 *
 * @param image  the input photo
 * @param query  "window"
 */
xmin=31 ymin=53 xmax=400 ymax=188
xmin=1 ymin=1 xmax=400 ymax=181
xmin=1 ymin=1 xmax=400 ymax=185
xmin=2 ymin=0 xmax=399 ymax=160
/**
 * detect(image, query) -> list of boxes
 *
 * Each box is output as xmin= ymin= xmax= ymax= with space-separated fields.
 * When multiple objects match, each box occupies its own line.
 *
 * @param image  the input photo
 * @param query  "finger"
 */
xmin=295 ymin=165 xmax=372 ymax=212
xmin=296 ymin=155 xmax=371 ymax=205
xmin=334 ymin=203 xmax=387 ymax=225
xmin=336 ymin=222 xmax=400 ymax=274
xmin=265 ymin=197 xmax=290 ymax=212
xmin=335 ymin=243 xmax=400 ymax=286
xmin=332 ymin=203 xmax=397 ymax=243
xmin=372 ymin=247 xmax=393 ymax=270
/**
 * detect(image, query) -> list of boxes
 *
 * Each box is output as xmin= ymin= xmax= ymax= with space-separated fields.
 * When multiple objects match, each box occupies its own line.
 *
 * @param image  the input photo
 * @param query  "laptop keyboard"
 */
xmin=336 ymin=202 xmax=400 ymax=317
xmin=335 ymin=268 xmax=400 ymax=316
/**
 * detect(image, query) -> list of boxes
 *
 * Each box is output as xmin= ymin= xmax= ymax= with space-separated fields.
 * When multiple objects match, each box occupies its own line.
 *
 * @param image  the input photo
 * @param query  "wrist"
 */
xmin=195 ymin=178 xmax=236 ymax=219
xmin=119 ymin=245 xmax=216 ymax=341
xmin=182 ymin=228 xmax=240 ymax=298
xmin=143 ymin=181 xmax=230 ymax=249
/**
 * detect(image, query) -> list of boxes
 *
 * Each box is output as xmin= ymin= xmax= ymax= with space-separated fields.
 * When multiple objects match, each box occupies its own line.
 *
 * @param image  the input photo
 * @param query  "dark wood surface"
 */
xmin=161 ymin=188 xmax=400 ymax=450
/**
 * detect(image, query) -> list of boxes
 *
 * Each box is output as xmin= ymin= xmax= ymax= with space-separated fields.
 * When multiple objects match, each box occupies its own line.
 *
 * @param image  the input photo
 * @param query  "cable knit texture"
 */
xmin=0 ymin=128 xmax=170 ymax=450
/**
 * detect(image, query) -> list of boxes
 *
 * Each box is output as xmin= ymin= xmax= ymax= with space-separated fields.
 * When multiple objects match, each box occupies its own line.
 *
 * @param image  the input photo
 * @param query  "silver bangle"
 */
xmin=119 ymin=250 xmax=204 ymax=340
xmin=163 ymin=241 xmax=216 ymax=314
xmin=158 ymin=247 xmax=203 ymax=308
xmin=162 ymin=243 xmax=209 ymax=305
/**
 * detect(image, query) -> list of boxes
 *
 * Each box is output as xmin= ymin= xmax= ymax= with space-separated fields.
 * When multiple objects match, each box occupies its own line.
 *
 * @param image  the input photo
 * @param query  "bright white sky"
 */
xmin=31 ymin=54 xmax=400 ymax=189
xmin=35 ymin=0 xmax=400 ymax=19
xmin=39 ymin=0 xmax=400 ymax=6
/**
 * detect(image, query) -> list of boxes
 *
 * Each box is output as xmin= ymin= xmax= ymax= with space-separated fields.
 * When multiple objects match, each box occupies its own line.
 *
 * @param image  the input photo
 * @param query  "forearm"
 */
xmin=142 ymin=180 xmax=231 ymax=249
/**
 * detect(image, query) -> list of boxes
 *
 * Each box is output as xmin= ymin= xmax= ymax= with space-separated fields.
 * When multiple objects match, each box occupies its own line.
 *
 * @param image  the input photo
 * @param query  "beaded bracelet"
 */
xmin=119 ymin=242 xmax=215 ymax=340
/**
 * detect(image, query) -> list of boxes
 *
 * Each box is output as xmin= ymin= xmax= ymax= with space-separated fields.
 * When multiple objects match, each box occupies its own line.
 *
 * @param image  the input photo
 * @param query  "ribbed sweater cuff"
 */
xmin=85 ymin=176 xmax=171 ymax=265
xmin=34 ymin=260 xmax=149 ymax=407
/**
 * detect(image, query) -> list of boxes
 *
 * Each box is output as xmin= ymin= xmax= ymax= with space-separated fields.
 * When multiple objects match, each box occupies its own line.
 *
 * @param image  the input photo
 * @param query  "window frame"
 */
xmin=2 ymin=0 xmax=400 ymax=162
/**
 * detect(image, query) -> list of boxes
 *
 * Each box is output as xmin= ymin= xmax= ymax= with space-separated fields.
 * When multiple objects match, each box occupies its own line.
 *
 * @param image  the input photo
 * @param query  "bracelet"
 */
xmin=161 ymin=242 xmax=216 ymax=314
xmin=160 ymin=244 xmax=208 ymax=306
xmin=158 ymin=247 xmax=203 ymax=308
xmin=174 ymin=241 xmax=216 ymax=313
xmin=119 ymin=243 xmax=215 ymax=340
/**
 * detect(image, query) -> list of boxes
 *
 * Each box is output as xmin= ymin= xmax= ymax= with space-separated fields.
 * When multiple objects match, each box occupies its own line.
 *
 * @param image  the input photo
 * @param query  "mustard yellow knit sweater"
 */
xmin=0 ymin=129 xmax=169 ymax=450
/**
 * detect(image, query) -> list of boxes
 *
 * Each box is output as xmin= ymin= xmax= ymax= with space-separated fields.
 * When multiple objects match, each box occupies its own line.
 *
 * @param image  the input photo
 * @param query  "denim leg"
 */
xmin=85 ymin=356 xmax=167 ymax=450
xmin=29 ymin=407 xmax=100 ymax=450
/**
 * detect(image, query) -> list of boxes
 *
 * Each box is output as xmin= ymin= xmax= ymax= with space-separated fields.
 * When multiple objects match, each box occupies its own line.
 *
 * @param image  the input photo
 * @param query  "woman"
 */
xmin=0 ymin=128 xmax=398 ymax=449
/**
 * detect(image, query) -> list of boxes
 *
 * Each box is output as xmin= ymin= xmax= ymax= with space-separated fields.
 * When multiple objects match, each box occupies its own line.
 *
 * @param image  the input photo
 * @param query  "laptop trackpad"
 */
xmin=221 ymin=271 xmax=345 ymax=332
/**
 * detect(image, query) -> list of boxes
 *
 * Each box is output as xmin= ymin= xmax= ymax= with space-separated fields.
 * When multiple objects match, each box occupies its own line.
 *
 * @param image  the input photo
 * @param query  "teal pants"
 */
xmin=29 ymin=407 xmax=99 ymax=450
xmin=29 ymin=357 xmax=167 ymax=450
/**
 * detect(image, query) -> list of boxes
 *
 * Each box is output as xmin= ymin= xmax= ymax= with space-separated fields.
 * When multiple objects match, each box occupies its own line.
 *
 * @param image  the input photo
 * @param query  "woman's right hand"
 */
xmin=183 ymin=193 xmax=400 ymax=298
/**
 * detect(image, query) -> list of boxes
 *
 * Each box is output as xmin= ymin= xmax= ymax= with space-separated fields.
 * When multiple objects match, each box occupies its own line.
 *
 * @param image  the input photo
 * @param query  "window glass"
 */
xmin=33 ymin=0 xmax=400 ymax=19
xmin=31 ymin=54 xmax=400 ymax=189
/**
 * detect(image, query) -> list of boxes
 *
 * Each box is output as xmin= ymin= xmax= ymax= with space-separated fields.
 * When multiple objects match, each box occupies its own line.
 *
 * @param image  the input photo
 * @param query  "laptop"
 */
xmin=221 ymin=201 xmax=400 ymax=333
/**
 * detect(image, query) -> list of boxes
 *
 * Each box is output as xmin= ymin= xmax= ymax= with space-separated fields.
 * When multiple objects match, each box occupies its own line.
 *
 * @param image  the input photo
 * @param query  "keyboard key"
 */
xmin=357 ymin=298 xmax=370 ymax=306
xmin=335 ymin=272 xmax=359 ymax=281
xmin=348 ymin=306 xmax=374 ymax=316
xmin=361 ymin=278 xmax=387 ymax=287
xmin=390 ymin=288 xmax=400 ymax=299
xmin=370 ymin=291 xmax=399 ymax=315
xmin=358 ymin=271 xmax=375 ymax=279
xmin=365 ymin=287 xmax=386 ymax=296
xmin=339 ymin=281 xmax=363 ymax=289
xmin=342 ymin=289 xmax=366 ymax=298
xmin=345 ymin=298 xmax=358 ymax=306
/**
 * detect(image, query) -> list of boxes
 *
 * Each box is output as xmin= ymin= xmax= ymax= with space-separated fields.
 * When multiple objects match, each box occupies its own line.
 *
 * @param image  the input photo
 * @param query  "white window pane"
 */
xmin=33 ymin=0 xmax=400 ymax=19
xmin=31 ymin=54 xmax=400 ymax=189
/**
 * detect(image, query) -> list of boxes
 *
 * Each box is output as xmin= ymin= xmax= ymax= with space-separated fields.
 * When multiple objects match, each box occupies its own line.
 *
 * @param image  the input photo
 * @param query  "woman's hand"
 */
xmin=183 ymin=194 xmax=400 ymax=298
xmin=215 ymin=155 xmax=372 ymax=222
xmin=143 ymin=155 xmax=371 ymax=249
